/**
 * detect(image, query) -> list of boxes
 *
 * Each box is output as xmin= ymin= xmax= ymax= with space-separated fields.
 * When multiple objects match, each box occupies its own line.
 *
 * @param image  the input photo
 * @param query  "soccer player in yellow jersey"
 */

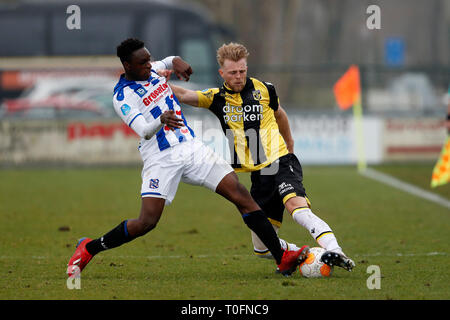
xmin=170 ymin=43 xmax=355 ymax=271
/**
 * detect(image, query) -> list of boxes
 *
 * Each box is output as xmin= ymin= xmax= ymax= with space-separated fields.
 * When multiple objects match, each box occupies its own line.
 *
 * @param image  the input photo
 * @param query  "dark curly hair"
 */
xmin=116 ymin=38 xmax=145 ymax=63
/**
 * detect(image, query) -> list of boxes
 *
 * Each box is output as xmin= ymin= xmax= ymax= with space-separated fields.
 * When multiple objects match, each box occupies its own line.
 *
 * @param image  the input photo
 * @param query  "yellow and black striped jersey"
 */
xmin=195 ymin=77 xmax=289 ymax=172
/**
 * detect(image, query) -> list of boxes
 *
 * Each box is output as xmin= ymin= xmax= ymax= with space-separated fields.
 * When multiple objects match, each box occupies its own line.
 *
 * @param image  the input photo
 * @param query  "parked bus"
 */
xmin=0 ymin=0 xmax=234 ymax=117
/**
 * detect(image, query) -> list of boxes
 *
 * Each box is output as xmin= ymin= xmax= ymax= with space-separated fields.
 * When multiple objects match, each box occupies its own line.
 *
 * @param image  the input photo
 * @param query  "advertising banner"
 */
xmin=1 ymin=115 xmax=444 ymax=166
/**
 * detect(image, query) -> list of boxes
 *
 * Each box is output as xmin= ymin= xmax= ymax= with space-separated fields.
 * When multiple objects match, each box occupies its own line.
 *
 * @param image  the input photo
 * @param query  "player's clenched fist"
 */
xmin=172 ymin=56 xmax=193 ymax=81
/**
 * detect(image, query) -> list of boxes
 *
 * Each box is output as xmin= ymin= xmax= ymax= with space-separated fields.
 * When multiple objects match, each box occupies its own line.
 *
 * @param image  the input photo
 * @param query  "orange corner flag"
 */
xmin=333 ymin=65 xmax=361 ymax=110
xmin=431 ymin=136 xmax=450 ymax=188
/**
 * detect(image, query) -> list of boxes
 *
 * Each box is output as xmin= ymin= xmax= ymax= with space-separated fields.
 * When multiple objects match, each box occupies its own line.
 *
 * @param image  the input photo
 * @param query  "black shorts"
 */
xmin=250 ymin=153 xmax=309 ymax=227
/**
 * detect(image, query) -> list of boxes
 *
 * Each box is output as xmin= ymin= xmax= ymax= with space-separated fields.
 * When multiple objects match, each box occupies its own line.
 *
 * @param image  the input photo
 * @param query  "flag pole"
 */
xmin=333 ymin=65 xmax=367 ymax=172
xmin=353 ymin=93 xmax=366 ymax=172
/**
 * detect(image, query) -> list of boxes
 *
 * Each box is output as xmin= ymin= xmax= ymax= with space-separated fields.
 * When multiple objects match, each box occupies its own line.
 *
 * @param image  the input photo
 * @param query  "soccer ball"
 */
xmin=299 ymin=247 xmax=333 ymax=278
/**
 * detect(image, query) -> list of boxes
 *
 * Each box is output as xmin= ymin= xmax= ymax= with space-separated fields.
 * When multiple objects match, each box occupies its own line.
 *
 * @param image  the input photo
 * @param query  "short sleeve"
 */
xmin=195 ymin=88 xmax=219 ymax=109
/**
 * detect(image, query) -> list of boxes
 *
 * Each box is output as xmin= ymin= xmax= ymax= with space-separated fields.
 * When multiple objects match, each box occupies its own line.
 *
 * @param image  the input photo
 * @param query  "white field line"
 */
xmin=119 ymin=252 xmax=448 ymax=260
xmin=360 ymin=167 xmax=450 ymax=209
xmin=0 ymin=252 xmax=447 ymax=261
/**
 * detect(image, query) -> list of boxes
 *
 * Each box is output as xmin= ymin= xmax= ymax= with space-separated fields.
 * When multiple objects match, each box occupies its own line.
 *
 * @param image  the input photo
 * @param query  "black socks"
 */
xmin=85 ymin=220 xmax=133 ymax=256
xmin=242 ymin=210 xmax=283 ymax=264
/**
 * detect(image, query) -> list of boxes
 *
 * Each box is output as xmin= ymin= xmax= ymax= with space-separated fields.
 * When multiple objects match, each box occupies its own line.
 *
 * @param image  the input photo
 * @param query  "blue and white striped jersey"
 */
xmin=112 ymin=69 xmax=195 ymax=157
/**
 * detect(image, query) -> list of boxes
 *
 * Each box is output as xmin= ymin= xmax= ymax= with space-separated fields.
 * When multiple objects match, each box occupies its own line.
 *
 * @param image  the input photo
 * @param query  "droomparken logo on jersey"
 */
xmin=222 ymin=103 xmax=263 ymax=123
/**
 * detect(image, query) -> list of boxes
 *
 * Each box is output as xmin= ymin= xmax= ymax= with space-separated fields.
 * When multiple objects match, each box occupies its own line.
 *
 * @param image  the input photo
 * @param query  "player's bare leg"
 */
xmin=126 ymin=197 xmax=165 ymax=237
xmin=215 ymin=171 xmax=260 ymax=213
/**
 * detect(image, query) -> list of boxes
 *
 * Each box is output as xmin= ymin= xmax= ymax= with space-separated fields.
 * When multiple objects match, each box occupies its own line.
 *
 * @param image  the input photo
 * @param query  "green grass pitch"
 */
xmin=0 ymin=164 xmax=448 ymax=300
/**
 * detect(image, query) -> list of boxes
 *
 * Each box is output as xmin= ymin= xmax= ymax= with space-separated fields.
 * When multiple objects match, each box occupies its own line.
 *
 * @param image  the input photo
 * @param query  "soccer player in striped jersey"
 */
xmin=66 ymin=38 xmax=310 ymax=279
xmin=170 ymin=43 xmax=355 ymax=272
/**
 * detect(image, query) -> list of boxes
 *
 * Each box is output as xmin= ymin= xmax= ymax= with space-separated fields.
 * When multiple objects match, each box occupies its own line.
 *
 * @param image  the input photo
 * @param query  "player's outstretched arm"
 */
xmin=169 ymin=83 xmax=200 ymax=107
xmin=274 ymin=106 xmax=294 ymax=153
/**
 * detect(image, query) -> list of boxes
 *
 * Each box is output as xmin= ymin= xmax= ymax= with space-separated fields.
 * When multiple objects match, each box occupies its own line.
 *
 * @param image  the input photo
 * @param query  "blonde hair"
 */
xmin=216 ymin=42 xmax=249 ymax=67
